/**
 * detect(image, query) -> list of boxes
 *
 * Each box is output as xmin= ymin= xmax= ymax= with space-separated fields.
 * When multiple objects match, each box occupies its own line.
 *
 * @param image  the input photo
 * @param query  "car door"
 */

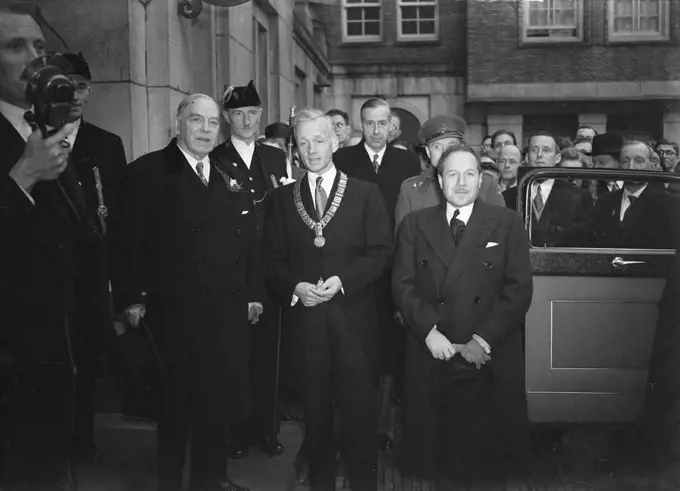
xmin=516 ymin=168 xmax=680 ymax=424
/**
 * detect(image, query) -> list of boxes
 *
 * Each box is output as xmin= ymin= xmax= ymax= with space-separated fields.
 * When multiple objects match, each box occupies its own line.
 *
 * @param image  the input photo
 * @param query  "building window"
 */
xmin=608 ymin=0 xmax=670 ymax=42
xmin=342 ymin=0 xmax=381 ymax=42
xmin=521 ymin=0 xmax=584 ymax=44
xmin=398 ymin=0 xmax=438 ymax=41
xmin=253 ymin=17 xmax=270 ymax=125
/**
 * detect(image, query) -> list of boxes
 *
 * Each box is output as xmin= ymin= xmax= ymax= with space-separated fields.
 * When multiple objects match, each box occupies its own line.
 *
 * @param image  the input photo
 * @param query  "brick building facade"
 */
xmin=317 ymin=0 xmax=680 ymax=148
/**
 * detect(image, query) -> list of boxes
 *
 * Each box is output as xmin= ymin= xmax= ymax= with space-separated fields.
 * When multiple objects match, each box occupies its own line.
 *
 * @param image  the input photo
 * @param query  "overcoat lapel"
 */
xmin=443 ymin=201 xmax=498 ymax=290
xmin=421 ymin=206 xmax=455 ymax=268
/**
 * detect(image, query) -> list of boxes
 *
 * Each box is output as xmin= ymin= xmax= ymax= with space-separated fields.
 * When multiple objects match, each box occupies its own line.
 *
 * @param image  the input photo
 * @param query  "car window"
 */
xmin=522 ymin=173 xmax=680 ymax=250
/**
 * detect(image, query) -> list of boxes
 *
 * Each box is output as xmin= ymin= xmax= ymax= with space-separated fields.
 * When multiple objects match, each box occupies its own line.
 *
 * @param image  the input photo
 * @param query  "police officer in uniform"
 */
xmin=394 ymin=115 xmax=505 ymax=232
xmin=211 ymin=81 xmax=287 ymax=458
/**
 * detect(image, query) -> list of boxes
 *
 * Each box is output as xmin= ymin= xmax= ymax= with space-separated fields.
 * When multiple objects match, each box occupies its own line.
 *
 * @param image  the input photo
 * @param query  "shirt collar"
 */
xmin=532 ymin=178 xmax=555 ymax=193
xmin=231 ymin=136 xmax=256 ymax=151
xmin=177 ymin=143 xmax=207 ymax=169
xmin=364 ymin=142 xmax=387 ymax=163
xmin=446 ymin=200 xmax=475 ymax=225
xmin=307 ymin=164 xmax=337 ymax=190
xmin=0 ymin=100 xmax=31 ymax=131
xmin=624 ymin=183 xmax=647 ymax=199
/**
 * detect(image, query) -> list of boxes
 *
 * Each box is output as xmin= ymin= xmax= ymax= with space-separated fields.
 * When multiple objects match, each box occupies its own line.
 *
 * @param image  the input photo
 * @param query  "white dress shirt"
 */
xmin=306 ymin=164 xmax=337 ymax=209
xmin=364 ymin=142 xmax=387 ymax=169
xmin=609 ymin=180 xmax=625 ymax=192
xmin=231 ymin=136 xmax=256 ymax=169
xmin=0 ymin=101 xmax=36 ymax=204
xmin=620 ymin=184 xmax=647 ymax=221
xmin=531 ymin=178 xmax=555 ymax=204
xmin=65 ymin=117 xmax=82 ymax=149
xmin=177 ymin=144 xmax=211 ymax=182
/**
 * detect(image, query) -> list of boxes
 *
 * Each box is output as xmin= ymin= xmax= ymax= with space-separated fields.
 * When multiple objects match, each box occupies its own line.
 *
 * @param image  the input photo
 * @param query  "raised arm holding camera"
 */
xmin=0 ymin=5 xmax=109 ymax=490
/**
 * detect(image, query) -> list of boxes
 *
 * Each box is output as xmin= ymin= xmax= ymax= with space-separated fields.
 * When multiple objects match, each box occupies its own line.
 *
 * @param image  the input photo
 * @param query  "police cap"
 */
xmin=418 ymin=115 xmax=466 ymax=145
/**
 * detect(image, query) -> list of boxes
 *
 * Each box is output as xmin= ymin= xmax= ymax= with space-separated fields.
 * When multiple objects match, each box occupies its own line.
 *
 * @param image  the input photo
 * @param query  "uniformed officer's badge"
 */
xmin=212 ymin=162 xmax=245 ymax=192
xmin=222 ymin=85 xmax=235 ymax=105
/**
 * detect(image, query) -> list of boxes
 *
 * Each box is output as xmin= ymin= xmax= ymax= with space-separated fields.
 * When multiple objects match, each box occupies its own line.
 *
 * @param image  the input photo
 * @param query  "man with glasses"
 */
xmin=327 ymin=109 xmax=352 ymax=149
xmin=656 ymin=139 xmax=679 ymax=173
xmin=61 ymin=52 xmax=129 ymax=460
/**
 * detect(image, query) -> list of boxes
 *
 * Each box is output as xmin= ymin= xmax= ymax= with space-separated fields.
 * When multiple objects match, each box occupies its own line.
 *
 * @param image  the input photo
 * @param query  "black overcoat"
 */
xmin=392 ymin=200 xmax=533 ymax=480
xmin=112 ymin=139 xmax=261 ymax=423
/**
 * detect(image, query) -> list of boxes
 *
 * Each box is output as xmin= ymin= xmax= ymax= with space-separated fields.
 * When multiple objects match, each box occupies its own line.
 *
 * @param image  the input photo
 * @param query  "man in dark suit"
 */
xmin=503 ymin=131 xmax=593 ymax=247
xmin=593 ymin=141 xmax=680 ymax=249
xmin=60 ymin=52 xmax=128 ymax=459
xmin=263 ymin=108 xmax=392 ymax=491
xmin=589 ymin=133 xmax=625 ymax=198
xmin=0 ymin=5 xmax=106 ymax=489
xmin=392 ymin=144 xmax=533 ymax=486
xmin=211 ymin=81 xmax=287 ymax=458
xmin=112 ymin=94 xmax=261 ymax=491
xmin=334 ymin=98 xmax=420 ymax=450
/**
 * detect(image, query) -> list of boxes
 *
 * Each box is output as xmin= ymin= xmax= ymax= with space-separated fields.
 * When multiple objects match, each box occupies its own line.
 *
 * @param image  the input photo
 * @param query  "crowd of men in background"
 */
xmin=4 ymin=4 xmax=680 ymax=491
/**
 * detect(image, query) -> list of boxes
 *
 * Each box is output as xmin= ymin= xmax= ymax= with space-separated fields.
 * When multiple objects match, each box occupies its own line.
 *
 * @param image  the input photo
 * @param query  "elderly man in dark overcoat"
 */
xmin=263 ymin=108 xmax=392 ymax=491
xmin=112 ymin=94 xmax=262 ymax=491
xmin=392 ymin=144 xmax=534 ymax=487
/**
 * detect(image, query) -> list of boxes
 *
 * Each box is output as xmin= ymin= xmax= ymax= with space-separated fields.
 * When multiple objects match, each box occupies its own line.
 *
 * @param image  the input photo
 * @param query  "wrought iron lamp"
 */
xmin=178 ymin=0 xmax=251 ymax=19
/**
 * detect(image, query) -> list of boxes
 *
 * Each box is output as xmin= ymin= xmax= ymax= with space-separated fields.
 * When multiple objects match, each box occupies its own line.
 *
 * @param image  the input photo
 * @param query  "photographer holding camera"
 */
xmin=0 ymin=4 xmax=109 ymax=490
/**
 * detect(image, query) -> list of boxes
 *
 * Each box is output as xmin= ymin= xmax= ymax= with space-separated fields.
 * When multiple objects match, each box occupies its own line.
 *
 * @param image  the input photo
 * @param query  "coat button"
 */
xmin=197 ymin=291 xmax=203 ymax=297
xmin=235 ymin=229 xmax=241 ymax=235
xmin=421 ymin=260 xmax=428 ymax=266
xmin=474 ymin=297 xmax=481 ymax=303
xmin=437 ymin=297 xmax=444 ymax=305
xmin=195 ymin=260 xmax=202 ymax=268
xmin=233 ymin=289 xmax=240 ymax=296
xmin=192 ymin=227 xmax=199 ymax=233
xmin=235 ymin=258 xmax=242 ymax=266
xmin=484 ymin=262 xmax=492 ymax=270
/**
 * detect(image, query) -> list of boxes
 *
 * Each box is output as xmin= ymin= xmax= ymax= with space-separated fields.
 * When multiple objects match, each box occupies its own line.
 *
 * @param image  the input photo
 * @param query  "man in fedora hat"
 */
xmin=211 ymin=81 xmax=287 ymax=459
xmin=589 ymin=133 xmax=625 ymax=197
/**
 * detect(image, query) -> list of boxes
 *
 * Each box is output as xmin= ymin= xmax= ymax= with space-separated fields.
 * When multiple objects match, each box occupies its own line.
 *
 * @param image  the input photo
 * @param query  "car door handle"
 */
xmin=612 ymin=257 xmax=646 ymax=269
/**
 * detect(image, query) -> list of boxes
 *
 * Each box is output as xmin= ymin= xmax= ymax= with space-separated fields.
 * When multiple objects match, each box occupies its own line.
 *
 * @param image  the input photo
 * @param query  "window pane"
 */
xmin=420 ymin=20 xmax=435 ymax=34
xmin=365 ymin=21 xmax=380 ymax=35
xmin=347 ymin=8 xmax=362 ymax=21
xmin=402 ymin=20 xmax=418 ymax=34
xmin=555 ymin=8 xmax=575 ymax=26
xmin=614 ymin=16 xmax=634 ymax=32
xmin=529 ymin=8 xmax=549 ymax=27
xmin=419 ymin=6 xmax=436 ymax=19
xmin=641 ymin=0 xmax=659 ymax=15
xmin=402 ymin=6 xmax=417 ymax=19
xmin=365 ymin=7 xmax=380 ymax=20
xmin=614 ymin=0 xmax=634 ymax=16
xmin=347 ymin=22 xmax=363 ymax=36
xmin=640 ymin=15 xmax=659 ymax=32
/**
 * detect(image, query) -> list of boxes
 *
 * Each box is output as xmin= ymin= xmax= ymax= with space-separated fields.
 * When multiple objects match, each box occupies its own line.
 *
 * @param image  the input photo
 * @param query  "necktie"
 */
xmin=372 ymin=154 xmax=380 ymax=174
xmin=450 ymin=209 xmax=465 ymax=245
xmin=196 ymin=160 xmax=209 ymax=187
xmin=623 ymin=195 xmax=637 ymax=220
xmin=533 ymin=184 xmax=545 ymax=219
xmin=611 ymin=181 xmax=620 ymax=192
xmin=315 ymin=176 xmax=327 ymax=220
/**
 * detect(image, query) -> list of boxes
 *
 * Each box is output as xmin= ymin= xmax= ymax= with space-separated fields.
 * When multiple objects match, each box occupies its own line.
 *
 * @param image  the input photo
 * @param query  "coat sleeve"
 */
xmin=110 ymin=161 xmax=151 ymax=311
xmin=475 ymin=212 xmax=533 ymax=348
xmin=263 ymin=189 xmax=303 ymax=305
xmin=391 ymin=213 xmax=440 ymax=341
xmin=334 ymin=183 xmax=393 ymax=297
xmin=393 ymin=181 xmax=411 ymax=237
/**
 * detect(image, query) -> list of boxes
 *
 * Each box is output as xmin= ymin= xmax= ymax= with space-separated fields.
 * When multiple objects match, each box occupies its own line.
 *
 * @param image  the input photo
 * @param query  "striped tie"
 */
xmin=196 ymin=160 xmax=209 ymax=187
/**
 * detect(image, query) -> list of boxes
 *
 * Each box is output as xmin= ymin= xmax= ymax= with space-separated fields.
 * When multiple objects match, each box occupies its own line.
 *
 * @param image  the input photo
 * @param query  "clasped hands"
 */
xmin=425 ymin=328 xmax=491 ymax=369
xmin=294 ymin=276 xmax=343 ymax=307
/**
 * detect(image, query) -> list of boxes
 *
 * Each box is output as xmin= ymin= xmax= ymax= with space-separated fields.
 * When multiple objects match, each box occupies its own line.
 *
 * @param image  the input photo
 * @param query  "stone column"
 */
xmin=578 ymin=113 xmax=607 ymax=135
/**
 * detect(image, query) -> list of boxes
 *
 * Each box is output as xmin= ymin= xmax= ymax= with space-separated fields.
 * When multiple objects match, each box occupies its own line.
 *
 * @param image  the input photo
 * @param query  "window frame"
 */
xmin=607 ymin=0 xmax=670 ymax=43
xmin=520 ymin=0 xmax=585 ymax=45
xmin=397 ymin=0 xmax=439 ymax=42
xmin=341 ymin=0 xmax=383 ymax=44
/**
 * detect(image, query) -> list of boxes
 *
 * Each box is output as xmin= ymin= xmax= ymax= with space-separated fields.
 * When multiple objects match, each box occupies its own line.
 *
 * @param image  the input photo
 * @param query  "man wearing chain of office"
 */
xmin=263 ymin=108 xmax=392 ymax=491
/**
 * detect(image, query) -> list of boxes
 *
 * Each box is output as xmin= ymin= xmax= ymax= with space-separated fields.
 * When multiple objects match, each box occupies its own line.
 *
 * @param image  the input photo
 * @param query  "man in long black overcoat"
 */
xmin=263 ymin=108 xmax=392 ymax=491
xmin=392 ymin=144 xmax=534 ymax=486
xmin=112 ymin=94 xmax=261 ymax=491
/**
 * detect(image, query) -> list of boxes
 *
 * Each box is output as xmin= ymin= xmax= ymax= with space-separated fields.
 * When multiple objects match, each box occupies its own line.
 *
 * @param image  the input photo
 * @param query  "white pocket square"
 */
xmin=241 ymin=210 xmax=249 ymax=215
xmin=486 ymin=242 xmax=499 ymax=248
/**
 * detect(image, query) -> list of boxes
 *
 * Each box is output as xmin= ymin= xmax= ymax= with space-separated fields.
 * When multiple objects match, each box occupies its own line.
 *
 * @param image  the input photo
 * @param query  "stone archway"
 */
xmin=392 ymin=108 xmax=421 ymax=147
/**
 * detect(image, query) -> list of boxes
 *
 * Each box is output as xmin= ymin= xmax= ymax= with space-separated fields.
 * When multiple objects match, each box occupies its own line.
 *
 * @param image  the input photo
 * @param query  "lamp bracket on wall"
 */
xmin=178 ymin=0 xmax=251 ymax=19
